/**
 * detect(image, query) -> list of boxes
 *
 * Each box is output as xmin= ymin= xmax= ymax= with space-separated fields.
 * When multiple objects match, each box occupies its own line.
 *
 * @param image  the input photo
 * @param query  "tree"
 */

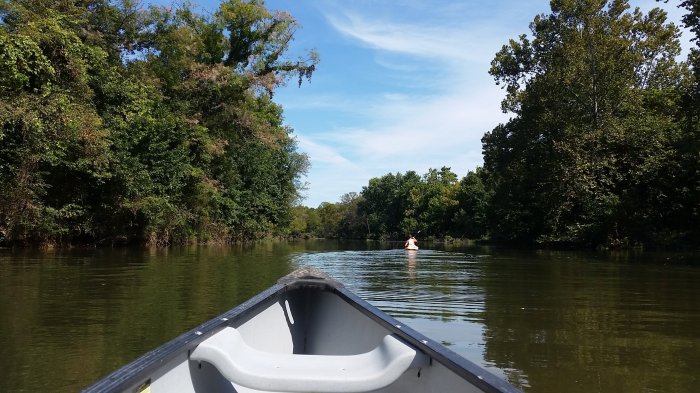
xmin=0 ymin=0 xmax=113 ymax=243
xmin=334 ymin=192 xmax=366 ymax=238
xmin=453 ymin=168 xmax=491 ymax=239
xmin=316 ymin=202 xmax=342 ymax=238
xmin=356 ymin=168 xmax=469 ymax=239
xmin=415 ymin=167 xmax=459 ymax=237
xmin=484 ymin=0 xmax=686 ymax=246
xmin=359 ymin=171 xmax=421 ymax=239
xmin=289 ymin=205 xmax=320 ymax=238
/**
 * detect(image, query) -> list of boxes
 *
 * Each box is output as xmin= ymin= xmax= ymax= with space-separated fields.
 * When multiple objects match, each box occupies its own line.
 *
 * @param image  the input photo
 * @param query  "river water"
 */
xmin=0 ymin=240 xmax=698 ymax=392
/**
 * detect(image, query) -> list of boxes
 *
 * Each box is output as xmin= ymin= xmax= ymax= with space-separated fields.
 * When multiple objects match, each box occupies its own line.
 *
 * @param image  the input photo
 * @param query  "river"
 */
xmin=0 ymin=240 xmax=698 ymax=392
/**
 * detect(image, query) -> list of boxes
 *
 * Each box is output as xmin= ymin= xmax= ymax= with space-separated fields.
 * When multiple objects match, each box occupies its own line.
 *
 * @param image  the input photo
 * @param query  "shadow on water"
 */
xmin=0 ymin=241 xmax=698 ymax=393
xmin=476 ymin=249 xmax=700 ymax=393
xmin=0 ymin=245 xmax=294 ymax=393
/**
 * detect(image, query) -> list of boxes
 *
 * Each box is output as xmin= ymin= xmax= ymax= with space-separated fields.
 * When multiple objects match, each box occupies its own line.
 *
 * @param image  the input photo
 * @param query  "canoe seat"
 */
xmin=190 ymin=327 xmax=428 ymax=393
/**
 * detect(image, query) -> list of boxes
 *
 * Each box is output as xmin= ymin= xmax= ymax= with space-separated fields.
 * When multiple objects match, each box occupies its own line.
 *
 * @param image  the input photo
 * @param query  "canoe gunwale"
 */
xmin=331 ymin=285 xmax=522 ymax=393
xmin=83 ymin=275 xmax=523 ymax=393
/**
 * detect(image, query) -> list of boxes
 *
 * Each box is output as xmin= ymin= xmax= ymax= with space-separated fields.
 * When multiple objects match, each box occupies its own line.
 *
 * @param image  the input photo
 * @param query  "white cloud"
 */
xmin=328 ymin=14 xmax=466 ymax=61
xmin=290 ymin=5 xmax=511 ymax=205
xmin=306 ymin=85 xmax=508 ymax=179
xmin=296 ymin=136 xmax=358 ymax=168
xmin=324 ymin=8 xmax=501 ymax=65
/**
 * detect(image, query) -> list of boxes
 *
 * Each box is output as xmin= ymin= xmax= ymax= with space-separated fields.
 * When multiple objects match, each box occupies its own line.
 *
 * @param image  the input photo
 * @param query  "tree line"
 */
xmin=0 ymin=0 xmax=317 ymax=246
xmin=292 ymin=0 xmax=699 ymax=249
xmin=290 ymin=167 xmax=489 ymax=241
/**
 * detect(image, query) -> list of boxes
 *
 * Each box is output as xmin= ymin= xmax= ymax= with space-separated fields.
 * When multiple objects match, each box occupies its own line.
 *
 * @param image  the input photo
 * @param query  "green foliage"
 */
xmin=359 ymin=171 xmax=421 ymax=238
xmin=484 ymin=0 xmax=692 ymax=247
xmin=0 ymin=0 xmax=316 ymax=246
xmin=2 ymin=0 xmax=695 ymax=249
xmin=295 ymin=167 xmax=491 ymax=241
xmin=453 ymin=168 xmax=491 ymax=239
xmin=0 ymin=33 xmax=54 ymax=92
xmin=0 ymin=0 xmax=112 ymax=244
xmin=289 ymin=205 xmax=320 ymax=238
xmin=294 ymin=193 xmax=366 ymax=239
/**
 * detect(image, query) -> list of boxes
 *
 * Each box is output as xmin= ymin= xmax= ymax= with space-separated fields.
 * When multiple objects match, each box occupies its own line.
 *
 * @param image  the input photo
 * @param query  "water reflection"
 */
xmin=406 ymin=249 xmax=417 ymax=280
xmin=292 ymin=249 xmax=488 ymax=322
xmin=0 ymin=245 xmax=294 ymax=393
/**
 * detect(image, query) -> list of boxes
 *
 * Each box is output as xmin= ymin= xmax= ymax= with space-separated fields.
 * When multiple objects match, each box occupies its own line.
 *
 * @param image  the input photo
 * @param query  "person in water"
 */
xmin=404 ymin=234 xmax=418 ymax=249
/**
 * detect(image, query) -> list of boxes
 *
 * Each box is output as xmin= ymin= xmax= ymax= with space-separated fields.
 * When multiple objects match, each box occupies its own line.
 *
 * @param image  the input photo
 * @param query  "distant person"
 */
xmin=404 ymin=234 xmax=418 ymax=250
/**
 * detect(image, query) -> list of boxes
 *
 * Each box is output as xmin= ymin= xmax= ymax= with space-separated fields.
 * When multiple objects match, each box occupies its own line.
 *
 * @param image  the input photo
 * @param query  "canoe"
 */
xmin=405 ymin=244 xmax=419 ymax=250
xmin=83 ymin=267 xmax=523 ymax=393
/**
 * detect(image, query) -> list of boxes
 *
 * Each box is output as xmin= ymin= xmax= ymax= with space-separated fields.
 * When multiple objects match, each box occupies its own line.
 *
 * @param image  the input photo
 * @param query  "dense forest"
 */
xmin=1 ymin=0 xmax=698 ymax=248
xmin=292 ymin=0 xmax=700 ymax=249
xmin=0 ymin=0 xmax=317 ymax=245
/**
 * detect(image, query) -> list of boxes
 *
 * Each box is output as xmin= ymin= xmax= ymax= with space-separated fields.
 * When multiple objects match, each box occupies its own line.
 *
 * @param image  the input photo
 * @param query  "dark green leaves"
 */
xmin=0 ymin=0 xmax=316 ymax=246
xmin=484 ymin=0 xmax=694 ymax=247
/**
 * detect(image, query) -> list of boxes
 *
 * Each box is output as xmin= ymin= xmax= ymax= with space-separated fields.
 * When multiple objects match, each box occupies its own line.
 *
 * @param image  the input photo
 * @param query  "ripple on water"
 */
xmin=291 ymin=249 xmax=489 ymax=322
xmin=290 ymin=249 xmax=512 ymax=384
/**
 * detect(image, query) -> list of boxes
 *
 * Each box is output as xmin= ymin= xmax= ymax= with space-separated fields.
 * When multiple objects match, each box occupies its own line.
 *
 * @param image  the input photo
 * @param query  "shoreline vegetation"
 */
xmin=2 ymin=1 xmax=699 ymax=250
xmin=1 ymin=0 xmax=318 ymax=247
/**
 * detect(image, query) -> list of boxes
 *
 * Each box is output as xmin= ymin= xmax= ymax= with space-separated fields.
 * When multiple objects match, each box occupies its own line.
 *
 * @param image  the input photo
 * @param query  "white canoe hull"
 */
xmin=83 ymin=268 xmax=522 ymax=393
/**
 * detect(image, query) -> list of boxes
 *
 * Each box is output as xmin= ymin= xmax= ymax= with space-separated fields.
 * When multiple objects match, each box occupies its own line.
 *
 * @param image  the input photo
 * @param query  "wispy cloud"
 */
xmin=328 ymin=14 xmax=464 ymax=61
xmin=289 ymin=3 xmax=512 ymax=205
xmin=325 ymin=8 xmax=499 ymax=65
xmin=296 ymin=136 xmax=358 ymax=168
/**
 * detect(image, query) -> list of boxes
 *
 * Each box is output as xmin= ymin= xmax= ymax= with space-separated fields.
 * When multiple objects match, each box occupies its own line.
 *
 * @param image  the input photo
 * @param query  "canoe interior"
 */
xmin=84 ymin=278 xmax=521 ymax=393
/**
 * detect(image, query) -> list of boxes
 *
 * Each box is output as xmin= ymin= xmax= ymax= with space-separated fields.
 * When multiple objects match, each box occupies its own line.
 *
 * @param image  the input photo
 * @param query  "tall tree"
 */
xmin=484 ymin=0 xmax=686 ymax=246
xmin=452 ymin=168 xmax=491 ymax=239
xmin=416 ymin=167 xmax=459 ymax=237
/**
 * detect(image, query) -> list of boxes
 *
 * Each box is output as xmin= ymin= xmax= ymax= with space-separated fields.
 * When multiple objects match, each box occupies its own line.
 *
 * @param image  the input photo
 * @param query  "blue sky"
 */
xmin=153 ymin=1 xmax=691 ymax=207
